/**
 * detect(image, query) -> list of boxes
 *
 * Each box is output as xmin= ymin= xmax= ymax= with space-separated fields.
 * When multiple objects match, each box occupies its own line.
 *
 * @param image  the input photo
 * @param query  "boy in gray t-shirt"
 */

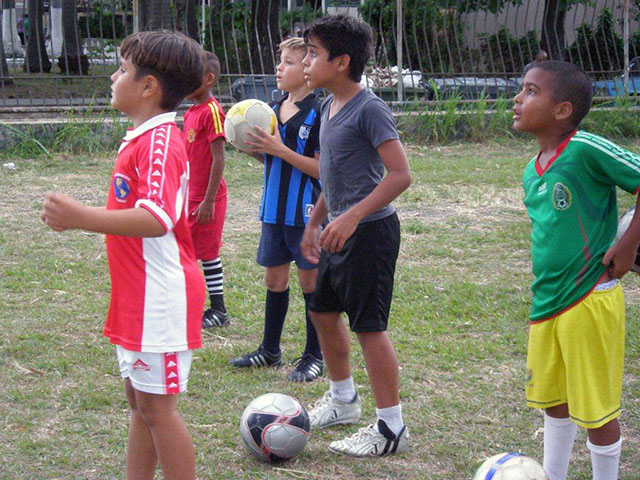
xmin=300 ymin=15 xmax=412 ymax=457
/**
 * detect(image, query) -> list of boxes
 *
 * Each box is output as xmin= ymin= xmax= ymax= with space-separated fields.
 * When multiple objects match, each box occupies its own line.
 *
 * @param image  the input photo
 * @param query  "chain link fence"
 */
xmin=0 ymin=0 xmax=638 ymax=111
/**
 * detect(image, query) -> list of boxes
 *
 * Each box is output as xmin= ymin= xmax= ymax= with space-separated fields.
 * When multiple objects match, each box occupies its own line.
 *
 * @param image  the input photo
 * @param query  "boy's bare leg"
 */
xmin=588 ymin=418 xmax=620 ymax=445
xmin=356 ymin=331 xmax=399 ymax=408
xmin=310 ymin=311 xmax=350 ymax=380
xmin=124 ymin=379 xmax=157 ymax=480
xmin=132 ymin=388 xmax=196 ymax=480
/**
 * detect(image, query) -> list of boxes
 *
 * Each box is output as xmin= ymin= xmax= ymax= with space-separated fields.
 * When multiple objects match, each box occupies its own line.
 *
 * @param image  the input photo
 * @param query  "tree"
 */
xmin=176 ymin=0 xmax=199 ymax=41
xmin=249 ymin=0 xmax=280 ymax=74
xmin=50 ymin=0 xmax=62 ymax=57
xmin=0 ymin=7 xmax=13 ymax=85
xmin=24 ymin=0 xmax=51 ymax=72
xmin=59 ymin=0 xmax=89 ymax=74
xmin=150 ymin=0 xmax=173 ymax=30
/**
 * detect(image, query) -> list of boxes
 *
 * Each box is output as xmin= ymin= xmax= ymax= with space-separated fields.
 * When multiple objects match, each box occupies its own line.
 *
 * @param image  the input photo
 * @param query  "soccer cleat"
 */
xmin=228 ymin=345 xmax=282 ymax=368
xmin=202 ymin=307 xmax=230 ymax=328
xmin=328 ymin=420 xmax=409 ymax=457
xmin=308 ymin=391 xmax=361 ymax=429
xmin=288 ymin=353 xmax=324 ymax=382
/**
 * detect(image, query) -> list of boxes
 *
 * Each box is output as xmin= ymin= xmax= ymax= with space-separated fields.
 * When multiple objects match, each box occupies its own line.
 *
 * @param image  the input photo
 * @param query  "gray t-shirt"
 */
xmin=319 ymin=88 xmax=399 ymax=223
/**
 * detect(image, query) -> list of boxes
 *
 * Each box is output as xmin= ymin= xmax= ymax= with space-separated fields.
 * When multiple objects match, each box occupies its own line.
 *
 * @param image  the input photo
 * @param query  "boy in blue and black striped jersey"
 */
xmin=228 ymin=37 xmax=324 ymax=382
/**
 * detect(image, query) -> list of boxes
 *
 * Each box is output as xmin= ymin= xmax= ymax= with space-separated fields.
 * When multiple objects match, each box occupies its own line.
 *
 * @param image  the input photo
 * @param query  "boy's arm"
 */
xmin=42 ymin=192 xmax=165 ymax=237
xmin=603 ymin=195 xmax=640 ymax=278
xmin=319 ymin=138 xmax=411 ymax=253
xmin=301 ymin=193 xmax=328 ymax=264
xmin=246 ymin=126 xmax=319 ymax=178
xmin=193 ymin=138 xmax=225 ymax=224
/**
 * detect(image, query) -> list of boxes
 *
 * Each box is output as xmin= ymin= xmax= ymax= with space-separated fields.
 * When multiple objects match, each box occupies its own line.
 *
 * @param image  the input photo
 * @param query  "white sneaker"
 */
xmin=329 ymin=420 xmax=409 ymax=457
xmin=309 ymin=390 xmax=362 ymax=429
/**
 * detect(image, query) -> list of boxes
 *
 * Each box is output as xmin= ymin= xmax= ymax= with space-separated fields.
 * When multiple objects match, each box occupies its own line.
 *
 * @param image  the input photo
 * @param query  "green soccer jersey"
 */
xmin=523 ymin=130 xmax=640 ymax=322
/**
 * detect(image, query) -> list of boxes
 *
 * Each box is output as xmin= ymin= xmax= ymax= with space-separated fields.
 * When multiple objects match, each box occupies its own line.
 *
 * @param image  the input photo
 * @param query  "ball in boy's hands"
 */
xmin=473 ymin=452 xmax=548 ymax=479
xmin=615 ymin=206 xmax=640 ymax=273
xmin=224 ymin=99 xmax=277 ymax=152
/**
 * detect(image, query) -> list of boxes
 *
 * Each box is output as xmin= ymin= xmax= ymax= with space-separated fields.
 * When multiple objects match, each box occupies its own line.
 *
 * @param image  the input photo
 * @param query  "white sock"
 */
xmin=587 ymin=437 xmax=622 ymax=480
xmin=330 ymin=377 xmax=356 ymax=403
xmin=376 ymin=404 xmax=404 ymax=437
xmin=543 ymin=413 xmax=578 ymax=480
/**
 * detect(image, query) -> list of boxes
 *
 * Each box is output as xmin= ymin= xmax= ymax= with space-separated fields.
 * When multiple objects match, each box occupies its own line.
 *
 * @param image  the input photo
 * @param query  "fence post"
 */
xmin=623 ymin=0 xmax=629 ymax=97
xmin=396 ymin=0 xmax=403 ymax=102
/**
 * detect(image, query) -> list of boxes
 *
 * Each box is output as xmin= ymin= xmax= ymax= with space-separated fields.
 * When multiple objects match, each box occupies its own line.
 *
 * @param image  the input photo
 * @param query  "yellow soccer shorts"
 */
xmin=526 ymin=282 xmax=625 ymax=429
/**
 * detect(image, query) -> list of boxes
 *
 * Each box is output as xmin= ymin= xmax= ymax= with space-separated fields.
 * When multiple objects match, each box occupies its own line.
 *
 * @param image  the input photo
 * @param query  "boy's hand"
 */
xmin=301 ymin=224 xmax=322 ymax=264
xmin=319 ymin=211 xmax=359 ymax=253
xmin=603 ymin=240 xmax=637 ymax=278
xmin=245 ymin=126 xmax=285 ymax=158
xmin=41 ymin=192 xmax=85 ymax=232
xmin=193 ymin=200 xmax=214 ymax=224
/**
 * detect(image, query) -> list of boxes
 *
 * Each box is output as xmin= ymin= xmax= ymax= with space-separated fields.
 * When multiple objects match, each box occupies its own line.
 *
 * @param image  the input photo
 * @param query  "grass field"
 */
xmin=1 ymin=140 xmax=639 ymax=479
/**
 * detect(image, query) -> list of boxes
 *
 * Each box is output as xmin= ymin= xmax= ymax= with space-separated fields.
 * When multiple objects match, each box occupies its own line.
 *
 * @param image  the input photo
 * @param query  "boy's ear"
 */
xmin=204 ymin=71 xmax=216 ymax=87
xmin=555 ymin=101 xmax=573 ymax=122
xmin=141 ymin=74 xmax=161 ymax=100
xmin=336 ymin=53 xmax=351 ymax=74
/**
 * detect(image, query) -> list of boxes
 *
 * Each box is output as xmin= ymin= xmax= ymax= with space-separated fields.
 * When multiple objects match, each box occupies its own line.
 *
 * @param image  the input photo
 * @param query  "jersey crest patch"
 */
xmin=552 ymin=183 xmax=571 ymax=210
xmin=304 ymin=203 xmax=314 ymax=217
xmin=187 ymin=128 xmax=196 ymax=143
xmin=298 ymin=124 xmax=312 ymax=141
xmin=113 ymin=174 xmax=131 ymax=202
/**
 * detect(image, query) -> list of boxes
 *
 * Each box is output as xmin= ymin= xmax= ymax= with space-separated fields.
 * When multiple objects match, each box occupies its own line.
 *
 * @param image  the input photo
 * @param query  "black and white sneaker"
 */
xmin=329 ymin=419 xmax=409 ymax=457
xmin=228 ymin=345 xmax=282 ymax=368
xmin=288 ymin=353 xmax=324 ymax=382
xmin=202 ymin=307 xmax=230 ymax=328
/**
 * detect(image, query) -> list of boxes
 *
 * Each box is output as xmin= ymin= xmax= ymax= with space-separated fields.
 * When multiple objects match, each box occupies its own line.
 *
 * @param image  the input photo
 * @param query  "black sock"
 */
xmin=202 ymin=258 xmax=225 ymax=312
xmin=302 ymin=291 xmax=322 ymax=359
xmin=262 ymin=288 xmax=289 ymax=355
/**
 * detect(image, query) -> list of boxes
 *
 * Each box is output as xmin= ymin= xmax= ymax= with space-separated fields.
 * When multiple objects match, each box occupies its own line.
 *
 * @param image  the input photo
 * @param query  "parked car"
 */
xmin=424 ymin=76 xmax=520 ymax=100
xmin=593 ymin=57 xmax=640 ymax=97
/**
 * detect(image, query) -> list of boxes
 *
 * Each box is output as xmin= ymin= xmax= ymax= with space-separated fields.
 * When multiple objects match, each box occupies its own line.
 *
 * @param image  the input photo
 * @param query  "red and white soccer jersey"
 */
xmin=103 ymin=112 xmax=205 ymax=353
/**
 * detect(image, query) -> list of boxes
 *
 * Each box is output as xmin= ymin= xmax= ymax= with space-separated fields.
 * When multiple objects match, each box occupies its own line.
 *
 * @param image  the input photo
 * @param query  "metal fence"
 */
xmin=0 ymin=0 xmax=638 ymax=111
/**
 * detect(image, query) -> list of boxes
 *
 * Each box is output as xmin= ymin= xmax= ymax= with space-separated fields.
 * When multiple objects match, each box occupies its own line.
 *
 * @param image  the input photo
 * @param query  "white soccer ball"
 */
xmin=239 ymin=392 xmax=311 ymax=463
xmin=473 ymin=452 xmax=548 ymax=480
xmin=223 ymin=98 xmax=277 ymax=152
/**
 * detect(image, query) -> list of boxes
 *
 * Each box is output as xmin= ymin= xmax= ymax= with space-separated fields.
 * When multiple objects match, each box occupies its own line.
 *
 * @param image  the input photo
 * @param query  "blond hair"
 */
xmin=278 ymin=37 xmax=307 ymax=55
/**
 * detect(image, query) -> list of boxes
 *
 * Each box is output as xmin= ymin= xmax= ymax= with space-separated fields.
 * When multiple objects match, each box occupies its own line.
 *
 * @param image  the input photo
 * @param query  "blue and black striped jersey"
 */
xmin=259 ymin=93 xmax=321 ymax=226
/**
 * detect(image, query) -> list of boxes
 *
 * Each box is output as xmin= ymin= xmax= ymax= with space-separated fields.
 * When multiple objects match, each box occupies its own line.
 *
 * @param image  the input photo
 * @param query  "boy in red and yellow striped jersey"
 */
xmin=183 ymin=51 xmax=230 ymax=328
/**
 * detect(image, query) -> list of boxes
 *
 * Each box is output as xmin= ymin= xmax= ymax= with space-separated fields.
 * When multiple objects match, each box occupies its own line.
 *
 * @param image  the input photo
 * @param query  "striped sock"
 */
xmin=202 ymin=258 xmax=225 ymax=312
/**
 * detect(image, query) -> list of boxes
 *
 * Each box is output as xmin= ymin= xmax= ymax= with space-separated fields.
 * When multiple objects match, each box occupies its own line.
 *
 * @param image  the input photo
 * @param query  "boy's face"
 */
xmin=302 ymin=36 xmax=342 ymax=89
xmin=110 ymin=57 xmax=145 ymax=116
xmin=513 ymin=68 xmax=566 ymax=134
xmin=276 ymin=47 xmax=306 ymax=92
xmin=186 ymin=71 xmax=215 ymax=100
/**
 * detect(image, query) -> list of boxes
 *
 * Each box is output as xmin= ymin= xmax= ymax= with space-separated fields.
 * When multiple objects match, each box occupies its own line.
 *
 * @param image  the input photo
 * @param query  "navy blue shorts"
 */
xmin=257 ymin=223 xmax=317 ymax=270
xmin=309 ymin=213 xmax=400 ymax=332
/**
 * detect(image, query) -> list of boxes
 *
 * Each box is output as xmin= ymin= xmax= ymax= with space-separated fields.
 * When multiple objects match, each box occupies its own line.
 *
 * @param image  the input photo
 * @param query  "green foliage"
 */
xmin=279 ymin=3 xmax=323 ymax=38
xmin=479 ymin=28 xmax=539 ymax=73
xmin=204 ymin=1 xmax=254 ymax=75
xmin=78 ymin=0 xmax=130 ymax=39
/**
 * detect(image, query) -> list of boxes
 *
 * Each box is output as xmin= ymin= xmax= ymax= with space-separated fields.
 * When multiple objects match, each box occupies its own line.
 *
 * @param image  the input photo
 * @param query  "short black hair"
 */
xmin=203 ymin=51 xmax=220 ymax=84
xmin=120 ymin=30 xmax=203 ymax=111
xmin=528 ymin=60 xmax=593 ymax=128
xmin=303 ymin=15 xmax=372 ymax=83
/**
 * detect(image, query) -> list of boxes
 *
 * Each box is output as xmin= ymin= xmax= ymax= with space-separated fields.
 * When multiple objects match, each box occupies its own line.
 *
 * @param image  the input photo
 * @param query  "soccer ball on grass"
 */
xmin=473 ymin=452 xmax=548 ymax=480
xmin=224 ymin=99 xmax=277 ymax=152
xmin=239 ymin=392 xmax=310 ymax=463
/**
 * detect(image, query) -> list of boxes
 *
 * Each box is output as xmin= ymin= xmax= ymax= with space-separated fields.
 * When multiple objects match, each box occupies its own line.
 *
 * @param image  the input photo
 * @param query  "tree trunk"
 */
xmin=138 ymin=0 xmax=152 ymax=31
xmin=59 ymin=0 xmax=88 ymax=74
xmin=24 ymin=0 xmax=51 ymax=72
xmin=2 ymin=0 xmax=23 ymax=56
xmin=0 ymin=6 xmax=13 ymax=85
xmin=541 ymin=0 xmax=567 ymax=61
xmin=184 ymin=0 xmax=198 ymax=41
xmin=249 ymin=0 xmax=279 ymax=74
xmin=150 ymin=0 xmax=172 ymax=30
xmin=49 ymin=0 xmax=62 ymax=57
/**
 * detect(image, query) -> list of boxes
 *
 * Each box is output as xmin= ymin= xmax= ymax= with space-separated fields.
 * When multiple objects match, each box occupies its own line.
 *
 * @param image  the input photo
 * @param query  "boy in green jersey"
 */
xmin=513 ymin=60 xmax=640 ymax=480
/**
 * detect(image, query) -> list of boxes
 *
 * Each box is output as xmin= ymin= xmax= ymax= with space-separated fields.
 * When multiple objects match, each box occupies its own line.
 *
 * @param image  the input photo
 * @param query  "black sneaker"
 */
xmin=288 ymin=353 xmax=324 ymax=382
xmin=229 ymin=345 xmax=282 ymax=368
xmin=202 ymin=307 xmax=230 ymax=328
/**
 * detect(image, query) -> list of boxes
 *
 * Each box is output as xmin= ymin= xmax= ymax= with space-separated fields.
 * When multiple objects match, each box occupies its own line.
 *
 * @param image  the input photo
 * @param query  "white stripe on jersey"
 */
xmin=136 ymin=199 xmax=174 ymax=231
xmin=572 ymin=136 xmax=640 ymax=175
xmin=141 ymin=230 xmax=189 ymax=352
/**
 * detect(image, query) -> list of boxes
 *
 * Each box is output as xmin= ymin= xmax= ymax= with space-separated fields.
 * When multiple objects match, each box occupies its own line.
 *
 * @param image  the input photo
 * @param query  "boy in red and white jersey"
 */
xmin=183 ymin=50 xmax=230 ymax=328
xmin=41 ymin=31 xmax=205 ymax=480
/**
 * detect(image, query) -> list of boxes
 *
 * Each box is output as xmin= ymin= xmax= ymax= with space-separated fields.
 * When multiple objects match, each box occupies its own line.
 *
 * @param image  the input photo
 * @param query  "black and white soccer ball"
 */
xmin=616 ymin=206 xmax=640 ymax=273
xmin=239 ymin=392 xmax=311 ymax=463
xmin=473 ymin=452 xmax=548 ymax=480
